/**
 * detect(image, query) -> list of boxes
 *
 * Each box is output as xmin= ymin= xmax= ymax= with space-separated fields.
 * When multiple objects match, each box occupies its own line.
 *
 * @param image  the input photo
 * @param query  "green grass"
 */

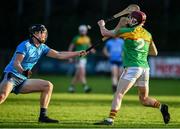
xmin=0 ymin=75 xmax=180 ymax=128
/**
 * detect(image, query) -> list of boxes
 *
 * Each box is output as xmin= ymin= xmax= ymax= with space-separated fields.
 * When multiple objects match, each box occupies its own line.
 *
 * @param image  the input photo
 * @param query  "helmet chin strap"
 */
xmin=127 ymin=23 xmax=136 ymax=28
xmin=32 ymin=34 xmax=43 ymax=44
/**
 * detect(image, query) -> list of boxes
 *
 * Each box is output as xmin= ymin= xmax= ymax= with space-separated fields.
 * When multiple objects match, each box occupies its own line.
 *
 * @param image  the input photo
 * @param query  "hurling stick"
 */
xmin=105 ymin=4 xmax=140 ymax=22
xmin=87 ymin=4 xmax=140 ymax=30
xmin=85 ymin=37 xmax=108 ymax=52
xmin=86 ymin=4 xmax=140 ymax=52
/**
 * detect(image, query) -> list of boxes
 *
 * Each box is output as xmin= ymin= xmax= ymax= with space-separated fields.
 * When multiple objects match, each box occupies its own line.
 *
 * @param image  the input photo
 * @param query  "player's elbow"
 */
xmin=56 ymin=52 xmax=68 ymax=60
xmin=101 ymin=32 xmax=114 ymax=37
xmin=100 ymin=30 xmax=114 ymax=37
xmin=152 ymin=51 xmax=158 ymax=56
xmin=101 ymin=31 xmax=108 ymax=37
xmin=154 ymin=51 xmax=158 ymax=56
xmin=149 ymin=50 xmax=158 ymax=56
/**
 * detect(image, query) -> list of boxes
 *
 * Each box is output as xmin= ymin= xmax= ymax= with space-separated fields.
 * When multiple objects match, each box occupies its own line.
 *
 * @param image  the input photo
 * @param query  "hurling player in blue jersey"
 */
xmin=103 ymin=37 xmax=124 ymax=93
xmin=0 ymin=24 xmax=87 ymax=123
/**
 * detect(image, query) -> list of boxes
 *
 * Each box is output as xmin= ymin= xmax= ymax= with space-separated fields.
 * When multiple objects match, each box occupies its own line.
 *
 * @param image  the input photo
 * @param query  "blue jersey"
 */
xmin=4 ymin=39 xmax=50 ymax=79
xmin=105 ymin=38 xmax=124 ymax=62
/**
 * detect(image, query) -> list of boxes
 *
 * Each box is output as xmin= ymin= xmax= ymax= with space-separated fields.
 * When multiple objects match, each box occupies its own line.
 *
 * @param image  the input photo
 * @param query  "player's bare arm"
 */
xmin=14 ymin=54 xmax=25 ymax=73
xmin=46 ymin=49 xmax=87 ymax=60
xmin=98 ymin=17 xmax=129 ymax=38
xmin=14 ymin=54 xmax=32 ymax=78
xmin=97 ymin=20 xmax=116 ymax=37
xmin=148 ymin=41 xmax=158 ymax=56
xmin=114 ymin=17 xmax=129 ymax=31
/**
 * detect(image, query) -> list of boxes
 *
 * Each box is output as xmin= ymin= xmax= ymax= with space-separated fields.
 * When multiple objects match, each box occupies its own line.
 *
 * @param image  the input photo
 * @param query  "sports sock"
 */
xmin=153 ymin=101 xmax=161 ymax=108
xmin=109 ymin=109 xmax=118 ymax=119
xmin=112 ymin=84 xmax=117 ymax=93
xmin=40 ymin=108 xmax=47 ymax=118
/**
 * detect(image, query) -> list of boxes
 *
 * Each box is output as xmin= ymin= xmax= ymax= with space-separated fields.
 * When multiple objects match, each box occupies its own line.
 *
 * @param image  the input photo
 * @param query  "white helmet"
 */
xmin=78 ymin=25 xmax=88 ymax=34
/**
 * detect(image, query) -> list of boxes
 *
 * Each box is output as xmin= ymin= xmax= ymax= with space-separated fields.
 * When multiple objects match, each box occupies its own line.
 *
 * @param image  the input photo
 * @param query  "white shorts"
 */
xmin=76 ymin=58 xmax=87 ymax=68
xmin=120 ymin=67 xmax=150 ymax=87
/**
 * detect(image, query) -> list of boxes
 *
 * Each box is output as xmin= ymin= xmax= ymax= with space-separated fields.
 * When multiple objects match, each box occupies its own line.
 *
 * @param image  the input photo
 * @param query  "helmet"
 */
xmin=78 ymin=25 xmax=88 ymax=34
xmin=29 ymin=24 xmax=48 ymax=43
xmin=129 ymin=11 xmax=146 ymax=25
xmin=29 ymin=24 xmax=47 ymax=35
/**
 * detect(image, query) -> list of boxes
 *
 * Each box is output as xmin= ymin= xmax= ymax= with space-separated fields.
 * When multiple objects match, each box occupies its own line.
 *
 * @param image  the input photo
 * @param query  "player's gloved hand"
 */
xmin=79 ymin=50 xmax=88 ymax=57
xmin=22 ymin=69 xmax=32 ymax=78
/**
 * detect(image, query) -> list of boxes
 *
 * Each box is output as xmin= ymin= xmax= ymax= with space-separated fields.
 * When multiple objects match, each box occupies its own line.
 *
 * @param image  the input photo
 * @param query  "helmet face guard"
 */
xmin=127 ymin=15 xmax=139 ymax=27
xmin=128 ymin=11 xmax=146 ymax=27
xmin=29 ymin=24 xmax=48 ymax=43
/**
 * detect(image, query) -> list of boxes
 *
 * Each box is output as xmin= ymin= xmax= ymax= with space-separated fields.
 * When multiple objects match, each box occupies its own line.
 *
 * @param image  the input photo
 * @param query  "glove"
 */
xmin=79 ymin=50 xmax=87 ymax=57
xmin=22 ymin=69 xmax=32 ymax=78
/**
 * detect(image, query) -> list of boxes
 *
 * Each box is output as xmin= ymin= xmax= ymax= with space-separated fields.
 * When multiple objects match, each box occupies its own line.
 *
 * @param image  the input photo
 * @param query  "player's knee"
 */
xmin=0 ymin=93 xmax=6 ymax=103
xmin=115 ymin=92 xmax=124 ymax=99
xmin=116 ymin=88 xmax=126 ymax=96
xmin=43 ymin=81 xmax=53 ymax=92
xmin=46 ymin=81 xmax=54 ymax=91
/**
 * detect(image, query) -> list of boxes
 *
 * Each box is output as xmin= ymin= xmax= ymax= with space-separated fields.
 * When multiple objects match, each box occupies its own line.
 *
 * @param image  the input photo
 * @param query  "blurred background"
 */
xmin=0 ymin=0 xmax=180 ymax=78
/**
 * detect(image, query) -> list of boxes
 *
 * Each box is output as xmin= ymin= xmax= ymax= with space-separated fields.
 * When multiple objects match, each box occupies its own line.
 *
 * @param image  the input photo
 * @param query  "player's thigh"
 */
xmin=120 ymin=67 xmax=143 ymax=83
xmin=76 ymin=58 xmax=86 ymax=68
xmin=117 ymin=67 xmax=143 ymax=94
xmin=78 ymin=65 xmax=86 ymax=76
xmin=116 ymin=78 xmax=134 ymax=95
xmin=74 ymin=66 xmax=82 ymax=79
xmin=118 ymin=67 xmax=123 ymax=77
xmin=134 ymin=68 xmax=150 ymax=100
xmin=19 ymin=79 xmax=53 ymax=94
xmin=0 ymin=73 xmax=14 ymax=100
xmin=0 ymin=73 xmax=14 ymax=94
xmin=135 ymin=68 xmax=149 ymax=87
xmin=75 ymin=63 xmax=82 ymax=76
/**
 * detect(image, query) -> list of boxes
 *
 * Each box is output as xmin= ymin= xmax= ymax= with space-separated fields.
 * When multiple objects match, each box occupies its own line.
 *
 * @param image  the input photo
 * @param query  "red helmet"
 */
xmin=130 ymin=11 xmax=146 ymax=24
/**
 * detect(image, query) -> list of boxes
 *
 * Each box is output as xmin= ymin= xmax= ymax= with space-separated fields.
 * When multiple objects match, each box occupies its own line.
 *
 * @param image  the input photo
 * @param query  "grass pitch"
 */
xmin=0 ymin=75 xmax=179 ymax=128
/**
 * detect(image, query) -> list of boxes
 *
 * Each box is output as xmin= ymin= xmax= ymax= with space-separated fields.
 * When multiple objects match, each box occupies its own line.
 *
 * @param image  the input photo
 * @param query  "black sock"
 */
xmin=112 ymin=85 xmax=117 ymax=93
xmin=40 ymin=108 xmax=47 ymax=118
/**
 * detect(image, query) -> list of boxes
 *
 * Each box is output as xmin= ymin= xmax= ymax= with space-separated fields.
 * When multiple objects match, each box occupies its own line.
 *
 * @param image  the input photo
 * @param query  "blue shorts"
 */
xmin=0 ymin=72 xmax=26 ymax=94
xmin=110 ymin=61 xmax=122 ymax=67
